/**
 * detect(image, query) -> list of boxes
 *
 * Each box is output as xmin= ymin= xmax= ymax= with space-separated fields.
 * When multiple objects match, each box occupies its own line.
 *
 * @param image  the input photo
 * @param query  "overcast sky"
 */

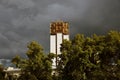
xmin=0 ymin=0 xmax=120 ymax=59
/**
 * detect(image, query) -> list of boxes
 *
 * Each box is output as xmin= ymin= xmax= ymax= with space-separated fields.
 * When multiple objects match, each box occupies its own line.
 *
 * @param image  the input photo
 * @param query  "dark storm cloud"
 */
xmin=0 ymin=0 xmax=120 ymax=58
xmin=77 ymin=0 xmax=120 ymax=35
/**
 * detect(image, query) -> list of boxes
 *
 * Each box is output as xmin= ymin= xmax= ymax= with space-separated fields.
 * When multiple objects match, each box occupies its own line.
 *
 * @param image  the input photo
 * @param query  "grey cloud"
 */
xmin=46 ymin=4 xmax=76 ymax=19
xmin=70 ymin=0 xmax=120 ymax=36
xmin=0 ymin=0 xmax=120 ymax=58
xmin=1 ymin=0 xmax=35 ymax=9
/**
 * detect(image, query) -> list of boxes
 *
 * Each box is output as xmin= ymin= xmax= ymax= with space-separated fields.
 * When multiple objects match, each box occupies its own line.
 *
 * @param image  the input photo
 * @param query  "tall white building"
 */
xmin=50 ymin=21 xmax=69 ymax=69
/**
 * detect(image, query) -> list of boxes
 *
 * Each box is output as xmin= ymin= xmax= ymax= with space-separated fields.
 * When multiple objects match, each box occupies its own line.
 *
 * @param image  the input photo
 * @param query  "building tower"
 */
xmin=50 ymin=21 xmax=69 ymax=69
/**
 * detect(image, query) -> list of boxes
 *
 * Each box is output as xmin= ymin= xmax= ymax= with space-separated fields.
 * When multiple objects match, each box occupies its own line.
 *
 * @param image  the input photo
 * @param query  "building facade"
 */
xmin=50 ymin=21 xmax=69 ymax=69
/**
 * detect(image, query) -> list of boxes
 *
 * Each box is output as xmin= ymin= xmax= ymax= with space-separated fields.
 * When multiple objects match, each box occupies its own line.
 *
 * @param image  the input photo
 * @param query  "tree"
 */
xmin=18 ymin=72 xmax=38 ymax=80
xmin=99 ymin=31 xmax=120 ymax=79
xmin=12 ymin=30 xmax=120 ymax=80
xmin=58 ymin=31 xmax=120 ymax=80
xmin=12 ymin=55 xmax=21 ymax=68
xmin=12 ymin=41 xmax=52 ymax=80
xmin=0 ymin=65 xmax=5 ymax=80
xmin=58 ymin=34 xmax=96 ymax=80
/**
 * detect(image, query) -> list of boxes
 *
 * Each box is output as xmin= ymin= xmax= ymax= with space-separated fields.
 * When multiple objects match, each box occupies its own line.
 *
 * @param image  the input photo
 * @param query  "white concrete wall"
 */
xmin=50 ymin=35 xmax=56 ymax=69
xmin=50 ymin=34 xmax=69 ymax=69
xmin=56 ymin=33 xmax=62 ymax=55
xmin=63 ymin=35 xmax=69 ymax=40
xmin=50 ymin=35 xmax=56 ymax=54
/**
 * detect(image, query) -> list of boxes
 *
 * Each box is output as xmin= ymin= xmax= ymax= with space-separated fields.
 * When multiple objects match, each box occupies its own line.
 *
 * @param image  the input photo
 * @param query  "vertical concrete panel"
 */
xmin=63 ymin=35 xmax=69 ymax=40
xmin=50 ymin=35 xmax=56 ymax=69
xmin=56 ymin=33 xmax=62 ymax=55
xmin=50 ymin=35 xmax=56 ymax=54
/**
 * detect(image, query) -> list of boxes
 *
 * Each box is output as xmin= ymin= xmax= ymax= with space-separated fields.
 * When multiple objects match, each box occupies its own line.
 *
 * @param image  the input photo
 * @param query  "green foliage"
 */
xmin=12 ymin=30 xmax=120 ymax=80
xmin=58 ymin=30 xmax=120 ymax=80
xmin=59 ymin=34 xmax=95 ymax=80
xmin=12 ymin=55 xmax=21 ymax=68
xmin=12 ymin=41 xmax=52 ymax=80
xmin=0 ymin=65 xmax=5 ymax=80
xmin=18 ymin=72 xmax=38 ymax=80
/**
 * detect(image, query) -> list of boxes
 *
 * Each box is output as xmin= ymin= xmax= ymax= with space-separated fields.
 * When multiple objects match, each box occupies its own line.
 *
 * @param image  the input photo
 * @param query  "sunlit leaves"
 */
xmin=12 ymin=41 xmax=52 ymax=80
xmin=59 ymin=30 xmax=120 ymax=80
